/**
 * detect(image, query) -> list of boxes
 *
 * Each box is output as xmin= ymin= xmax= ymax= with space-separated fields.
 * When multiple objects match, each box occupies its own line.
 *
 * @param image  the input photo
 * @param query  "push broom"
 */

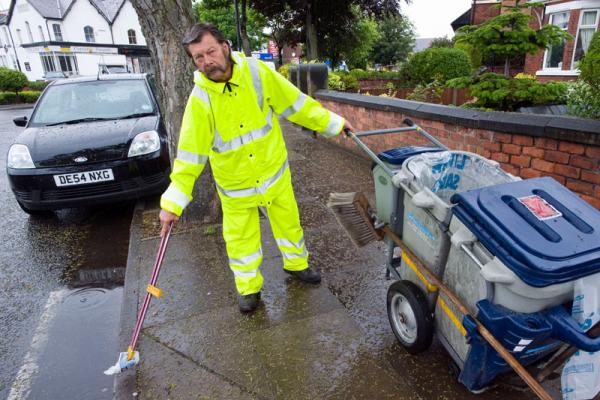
xmin=104 ymin=221 xmax=174 ymax=375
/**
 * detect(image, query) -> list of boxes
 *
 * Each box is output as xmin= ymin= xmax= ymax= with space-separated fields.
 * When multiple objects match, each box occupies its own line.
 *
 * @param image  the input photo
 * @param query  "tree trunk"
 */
xmin=305 ymin=2 xmax=318 ymax=60
xmin=504 ymin=57 xmax=510 ymax=78
xmin=240 ymin=0 xmax=252 ymax=56
xmin=130 ymin=0 xmax=195 ymax=159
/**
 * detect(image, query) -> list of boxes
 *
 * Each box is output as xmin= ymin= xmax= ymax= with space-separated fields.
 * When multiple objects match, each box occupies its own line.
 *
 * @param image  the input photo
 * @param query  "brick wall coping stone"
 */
xmin=315 ymin=90 xmax=600 ymax=146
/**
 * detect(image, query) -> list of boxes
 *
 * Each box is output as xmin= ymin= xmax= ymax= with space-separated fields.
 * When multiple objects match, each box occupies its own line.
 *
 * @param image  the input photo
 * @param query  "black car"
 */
xmin=7 ymin=74 xmax=170 ymax=214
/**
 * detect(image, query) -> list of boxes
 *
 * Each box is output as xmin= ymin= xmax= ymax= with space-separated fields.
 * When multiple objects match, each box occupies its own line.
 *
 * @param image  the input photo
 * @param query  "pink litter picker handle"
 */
xmin=127 ymin=220 xmax=174 ymax=360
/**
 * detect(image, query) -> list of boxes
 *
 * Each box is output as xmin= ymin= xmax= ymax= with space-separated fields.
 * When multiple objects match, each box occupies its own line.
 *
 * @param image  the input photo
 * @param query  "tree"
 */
xmin=455 ymin=7 xmax=572 ymax=78
xmin=342 ymin=17 xmax=380 ymax=69
xmin=0 ymin=68 xmax=27 ymax=94
xmin=371 ymin=15 xmax=415 ymax=66
xmin=194 ymin=0 xmax=267 ymax=54
xmin=429 ymin=36 xmax=453 ymax=48
xmin=130 ymin=0 xmax=195 ymax=156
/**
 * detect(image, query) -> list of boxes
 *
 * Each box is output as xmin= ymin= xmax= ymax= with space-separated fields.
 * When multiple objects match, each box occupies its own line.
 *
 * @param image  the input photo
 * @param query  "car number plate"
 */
xmin=53 ymin=169 xmax=114 ymax=187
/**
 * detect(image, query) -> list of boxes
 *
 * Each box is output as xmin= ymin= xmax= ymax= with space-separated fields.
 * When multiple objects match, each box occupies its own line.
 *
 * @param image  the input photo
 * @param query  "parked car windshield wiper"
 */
xmin=46 ymin=117 xmax=114 ymax=126
xmin=115 ymin=112 xmax=156 ymax=120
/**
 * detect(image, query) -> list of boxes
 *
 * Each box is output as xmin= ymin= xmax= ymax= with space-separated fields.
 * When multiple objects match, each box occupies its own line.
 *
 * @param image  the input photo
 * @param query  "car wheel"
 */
xmin=387 ymin=280 xmax=433 ymax=354
xmin=17 ymin=201 xmax=53 ymax=216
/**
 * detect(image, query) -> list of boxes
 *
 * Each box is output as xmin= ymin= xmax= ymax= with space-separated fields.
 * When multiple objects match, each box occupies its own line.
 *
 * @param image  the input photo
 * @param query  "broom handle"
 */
xmin=383 ymin=226 xmax=553 ymax=400
xmin=129 ymin=221 xmax=174 ymax=353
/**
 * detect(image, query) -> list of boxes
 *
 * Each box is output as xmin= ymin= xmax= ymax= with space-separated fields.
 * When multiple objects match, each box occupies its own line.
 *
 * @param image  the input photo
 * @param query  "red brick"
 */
xmin=559 ymin=142 xmax=586 ymax=155
xmin=566 ymin=180 xmax=595 ymax=195
xmin=544 ymin=150 xmax=570 ymax=164
xmin=477 ymin=130 xmax=494 ymax=141
xmin=495 ymin=133 xmax=512 ymax=143
xmin=520 ymin=168 xmax=543 ymax=179
xmin=531 ymin=158 xmax=555 ymax=173
xmin=581 ymin=171 xmax=600 ymax=185
xmin=512 ymin=135 xmax=534 ymax=146
xmin=503 ymin=143 xmax=522 ymax=155
xmin=535 ymin=137 xmax=558 ymax=150
xmin=586 ymin=146 xmax=600 ymax=158
xmin=479 ymin=149 xmax=492 ymax=159
xmin=549 ymin=174 xmax=567 ymax=185
xmin=501 ymin=163 xmax=520 ymax=176
xmin=522 ymin=146 xmax=545 ymax=158
xmin=595 ymin=186 xmax=600 ymax=199
xmin=581 ymin=195 xmax=600 ymax=210
xmin=570 ymin=155 xmax=596 ymax=170
xmin=491 ymin=152 xmax=510 ymax=163
xmin=554 ymin=164 xmax=580 ymax=179
xmin=511 ymin=155 xmax=531 ymax=167
xmin=484 ymin=141 xmax=501 ymax=152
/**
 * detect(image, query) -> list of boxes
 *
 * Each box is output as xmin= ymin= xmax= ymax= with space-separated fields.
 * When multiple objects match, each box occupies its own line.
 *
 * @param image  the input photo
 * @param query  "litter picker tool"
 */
xmin=104 ymin=221 xmax=174 ymax=375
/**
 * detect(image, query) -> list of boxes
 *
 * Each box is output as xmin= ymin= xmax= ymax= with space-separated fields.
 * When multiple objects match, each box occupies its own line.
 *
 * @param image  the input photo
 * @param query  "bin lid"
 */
xmin=377 ymin=146 xmax=442 ymax=166
xmin=451 ymin=177 xmax=600 ymax=287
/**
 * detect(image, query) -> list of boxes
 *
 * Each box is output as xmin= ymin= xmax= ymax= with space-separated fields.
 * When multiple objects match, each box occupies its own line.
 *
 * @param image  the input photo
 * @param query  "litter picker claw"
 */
xmin=104 ymin=221 xmax=173 ymax=375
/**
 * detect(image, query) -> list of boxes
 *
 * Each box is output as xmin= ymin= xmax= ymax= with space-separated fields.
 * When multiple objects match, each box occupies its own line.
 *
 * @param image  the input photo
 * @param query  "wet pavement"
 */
xmin=116 ymin=120 xmax=561 ymax=399
xmin=0 ymin=108 xmax=134 ymax=399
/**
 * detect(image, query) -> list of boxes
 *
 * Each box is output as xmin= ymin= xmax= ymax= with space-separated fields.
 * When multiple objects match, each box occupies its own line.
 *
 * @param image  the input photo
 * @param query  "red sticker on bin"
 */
xmin=518 ymin=195 xmax=562 ymax=220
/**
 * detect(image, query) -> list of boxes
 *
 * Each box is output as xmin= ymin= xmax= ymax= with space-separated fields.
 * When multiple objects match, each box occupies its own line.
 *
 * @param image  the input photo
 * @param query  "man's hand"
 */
xmin=343 ymin=119 xmax=356 ymax=133
xmin=159 ymin=209 xmax=179 ymax=237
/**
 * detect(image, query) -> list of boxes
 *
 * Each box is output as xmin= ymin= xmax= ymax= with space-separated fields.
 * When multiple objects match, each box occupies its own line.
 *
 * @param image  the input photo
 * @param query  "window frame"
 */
xmin=52 ymin=24 xmax=63 ymax=42
xmin=84 ymin=26 xmax=95 ymax=43
xmin=38 ymin=25 xmax=45 ymax=42
xmin=543 ymin=11 xmax=571 ymax=70
xmin=572 ymin=9 xmax=600 ymax=69
xmin=127 ymin=29 xmax=137 ymax=45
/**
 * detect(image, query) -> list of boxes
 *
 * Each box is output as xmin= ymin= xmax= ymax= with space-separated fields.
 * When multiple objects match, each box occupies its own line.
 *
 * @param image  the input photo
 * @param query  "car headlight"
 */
xmin=7 ymin=144 xmax=35 ymax=168
xmin=128 ymin=131 xmax=160 ymax=157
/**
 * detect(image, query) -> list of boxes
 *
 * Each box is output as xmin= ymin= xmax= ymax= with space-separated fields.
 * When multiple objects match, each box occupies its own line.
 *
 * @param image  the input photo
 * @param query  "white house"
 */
xmin=0 ymin=0 xmax=151 ymax=80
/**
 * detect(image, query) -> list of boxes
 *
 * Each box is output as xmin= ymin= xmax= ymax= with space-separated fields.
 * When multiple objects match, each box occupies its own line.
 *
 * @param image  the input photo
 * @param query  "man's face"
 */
xmin=188 ymin=34 xmax=232 ymax=82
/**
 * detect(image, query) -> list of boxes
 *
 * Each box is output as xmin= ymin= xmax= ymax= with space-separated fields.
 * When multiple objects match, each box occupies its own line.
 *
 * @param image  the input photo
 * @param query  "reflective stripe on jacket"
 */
xmin=161 ymin=52 xmax=345 ymax=216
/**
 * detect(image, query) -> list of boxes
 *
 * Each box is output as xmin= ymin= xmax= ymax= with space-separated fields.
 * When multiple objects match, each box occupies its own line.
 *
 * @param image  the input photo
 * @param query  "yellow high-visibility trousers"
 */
xmin=220 ymin=172 xmax=309 ymax=295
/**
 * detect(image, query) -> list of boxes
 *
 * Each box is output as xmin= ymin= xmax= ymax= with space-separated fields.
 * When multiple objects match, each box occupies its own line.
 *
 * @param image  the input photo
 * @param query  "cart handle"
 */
xmin=547 ymin=306 xmax=600 ymax=352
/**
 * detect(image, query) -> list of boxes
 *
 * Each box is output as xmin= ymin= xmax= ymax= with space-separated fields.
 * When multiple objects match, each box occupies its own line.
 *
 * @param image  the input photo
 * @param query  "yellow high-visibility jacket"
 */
xmin=161 ymin=52 xmax=345 ymax=216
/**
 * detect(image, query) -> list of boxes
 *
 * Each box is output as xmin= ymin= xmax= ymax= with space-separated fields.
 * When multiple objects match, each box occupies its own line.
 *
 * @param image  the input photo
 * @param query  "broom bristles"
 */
xmin=327 ymin=192 xmax=383 ymax=247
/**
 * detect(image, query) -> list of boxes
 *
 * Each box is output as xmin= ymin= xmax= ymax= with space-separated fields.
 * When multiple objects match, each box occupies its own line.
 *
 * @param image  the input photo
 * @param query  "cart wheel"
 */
xmin=387 ymin=280 xmax=433 ymax=354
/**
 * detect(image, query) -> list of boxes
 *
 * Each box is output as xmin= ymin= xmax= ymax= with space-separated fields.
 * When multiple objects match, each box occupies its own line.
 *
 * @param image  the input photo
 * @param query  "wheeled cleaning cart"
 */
xmin=340 ymin=120 xmax=600 ymax=399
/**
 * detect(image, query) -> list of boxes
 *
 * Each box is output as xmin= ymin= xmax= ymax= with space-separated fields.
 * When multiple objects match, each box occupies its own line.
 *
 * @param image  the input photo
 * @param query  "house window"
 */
xmin=38 ymin=25 xmax=45 ymax=42
xmin=573 ymin=10 xmax=599 ymax=67
xmin=3 ymin=27 xmax=10 ymax=47
xmin=25 ymin=21 xmax=33 ymax=43
xmin=544 ymin=12 xmax=570 ymax=69
xmin=53 ymin=24 xmax=63 ymax=41
xmin=40 ymin=52 xmax=79 ymax=76
xmin=16 ymin=29 xmax=22 ymax=45
xmin=127 ymin=29 xmax=136 ymax=44
xmin=24 ymin=62 xmax=30 ymax=71
xmin=84 ymin=26 xmax=94 ymax=43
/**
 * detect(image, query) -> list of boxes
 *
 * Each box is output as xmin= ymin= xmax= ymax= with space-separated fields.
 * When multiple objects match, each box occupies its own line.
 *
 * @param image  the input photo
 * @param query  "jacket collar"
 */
xmin=193 ymin=52 xmax=246 ymax=93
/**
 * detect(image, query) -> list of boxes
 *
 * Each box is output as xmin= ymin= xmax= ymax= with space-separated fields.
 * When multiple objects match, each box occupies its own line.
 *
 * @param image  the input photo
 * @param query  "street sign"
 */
xmin=268 ymin=40 xmax=278 ymax=56
xmin=258 ymin=53 xmax=273 ymax=61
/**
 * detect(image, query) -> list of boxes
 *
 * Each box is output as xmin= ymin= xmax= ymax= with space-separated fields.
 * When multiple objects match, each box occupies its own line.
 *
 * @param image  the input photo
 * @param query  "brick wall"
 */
xmin=318 ymin=98 xmax=600 ymax=209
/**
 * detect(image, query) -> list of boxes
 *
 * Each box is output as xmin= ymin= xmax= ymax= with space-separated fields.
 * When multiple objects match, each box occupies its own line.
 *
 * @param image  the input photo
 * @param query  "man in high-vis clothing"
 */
xmin=159 ymin=23 xmax=355 ymax=313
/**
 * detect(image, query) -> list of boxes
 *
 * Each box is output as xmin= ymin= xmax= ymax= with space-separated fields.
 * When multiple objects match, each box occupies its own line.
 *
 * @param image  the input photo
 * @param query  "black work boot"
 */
xmin=285 ymin=267 xmax=321 ymax=283
xmin=238 ymin=292 xmax=260 ymax=313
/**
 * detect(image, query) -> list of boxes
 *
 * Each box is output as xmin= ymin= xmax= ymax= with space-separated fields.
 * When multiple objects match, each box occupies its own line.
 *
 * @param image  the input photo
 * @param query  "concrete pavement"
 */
xmin=114 ymin=120 xmax=541 ymax=399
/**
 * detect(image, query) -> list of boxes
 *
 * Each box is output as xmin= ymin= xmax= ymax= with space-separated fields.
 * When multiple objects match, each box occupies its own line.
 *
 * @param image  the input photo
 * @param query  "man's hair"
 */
xmin=182 ymin=23 xmax=228 ymax=57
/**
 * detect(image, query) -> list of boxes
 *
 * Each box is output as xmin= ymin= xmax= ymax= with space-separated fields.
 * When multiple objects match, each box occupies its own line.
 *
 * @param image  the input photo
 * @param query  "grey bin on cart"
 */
xmin=391 ymin=151 xmax=516 ymax=310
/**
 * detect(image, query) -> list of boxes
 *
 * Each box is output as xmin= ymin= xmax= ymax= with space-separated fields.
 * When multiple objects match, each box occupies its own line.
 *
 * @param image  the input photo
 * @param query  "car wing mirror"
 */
xmin=13 ymin=116 xmax=27 ymax=127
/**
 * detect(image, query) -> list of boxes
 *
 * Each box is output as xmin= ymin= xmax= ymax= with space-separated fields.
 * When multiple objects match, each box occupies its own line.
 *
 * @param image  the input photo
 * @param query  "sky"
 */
xmin=401 ymin=0 xmax=473 ymax=39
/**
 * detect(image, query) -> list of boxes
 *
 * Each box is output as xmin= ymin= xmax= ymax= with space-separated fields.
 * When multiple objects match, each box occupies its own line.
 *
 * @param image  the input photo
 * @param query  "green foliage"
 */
xmin=579 ymin=30 xmax=600 ymax=88
xmin=407 ymin=79 xmax=445 ymax=103
xmin=26 ymin=80 xmax=49 ymax=91
xmin=19 ymin=91 xmax=41 ymax=103
xmin=371 ymin=15 xmax=415 ymax=66
xmin=328 ymin=72 xmax=346 ymax=91
xmin=429 ymin=36 xmax=454 ymax=48
xmin=194 ymin=0 xmax=267 ymax=51
xmin=278 ymin=63 xmax=291 ymax=80
xmin=454 ymin=10 xmax=572 ymax=77
xmin=401 ymin=47 xmax=472 ymax=85
xmin=343 ymin=16 xmax=381 ymax=69
xmin=337 ymin=72 xmax=359 ymax=91
xmin=447 ymin=73 xmax=567 ymax=111
xmin=0 ymin=91 xmax=40 ymax=104
xmin=0 ymin=92 xmax=17 ymax=104
xmin=566 ymin=81 xmax=600 ymax=119
xmin=0 ymin=68 xmax=28 ymax=94
xmin=349 ymin=69 xmax=399 ymax=79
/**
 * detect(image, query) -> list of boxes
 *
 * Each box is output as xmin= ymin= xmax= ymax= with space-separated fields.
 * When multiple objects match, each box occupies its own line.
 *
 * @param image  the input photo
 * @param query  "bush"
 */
xmin=566 ymin=81 xmax=600 ymax=119
xmin=0 ymin=68 xmax=28 ymax=94
xmin=447 ymin=73 xmax=567 ymax=111
xmin=0 ymin=92 xmax=17 ymax=104
xmin=278 ymin=63 xmax=291 ymax=80
xmin=26 ymin=80 xmax=48 ymax=91
xmin=337 ymin=72 xmax=359 ymax=91
xmin=401 ymin=47 xmax=472 ymax=86
xmin=579 ymin=30 xmax=600 ymax=88
xmin=328 ymin=72 xmax=346 ymax=90
xmin=407 ymin=79 xmax=445 ymax=103
xmin=19 ymin=91 xmax=41 ymax=103
xmin=349 ymin=68 xmax=399 ymax=80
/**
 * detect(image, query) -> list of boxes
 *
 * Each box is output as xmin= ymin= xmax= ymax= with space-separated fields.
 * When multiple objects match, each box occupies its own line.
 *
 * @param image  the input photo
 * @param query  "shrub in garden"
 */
xmin=26 ymin=80 xmax=49 ymax=91
xmin=447 ymin=73 xmax=567 ymax=111
xmin=579 ymin=30 xmax=600 ymax=88
xmin=0 ymin=92 xmax=17 ymax=104
xmin=401 ymin=47 xmax=472 ymax=86
xmin=566 ymin=81 xmax=600 ymax=119
xmin=0 ymin=68 xmax=28 ymax=94
xmin=337 ymin=72 xmax=359 ymax=91
xmin=278 ymin=63 xmax=291 ymax=80
xmin=328 ymin=72 xmax=346 ymax=91
xmin=407 ymin=79 xmax=445 ymax=103
xmin=19 ymin=91 xmax=41 ymax=103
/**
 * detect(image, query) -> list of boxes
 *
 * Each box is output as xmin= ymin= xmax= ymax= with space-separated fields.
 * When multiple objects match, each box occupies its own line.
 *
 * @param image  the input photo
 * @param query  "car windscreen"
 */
xmin=30 ymin=80 xmax=156 ymax=126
